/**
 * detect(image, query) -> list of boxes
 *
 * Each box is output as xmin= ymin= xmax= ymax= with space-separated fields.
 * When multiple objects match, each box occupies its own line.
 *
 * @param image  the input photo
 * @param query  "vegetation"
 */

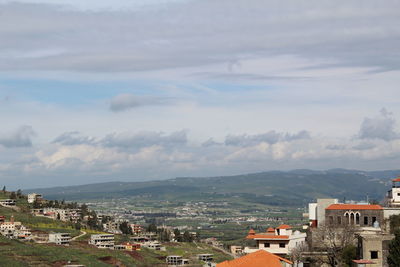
xmin=388 ymin=229 xmax=400 ymax=267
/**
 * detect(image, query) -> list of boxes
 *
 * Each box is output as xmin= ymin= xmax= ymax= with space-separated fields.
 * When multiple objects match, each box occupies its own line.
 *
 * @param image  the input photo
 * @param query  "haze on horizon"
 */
xmin=1 ymin=0 xmax=400 ymax=189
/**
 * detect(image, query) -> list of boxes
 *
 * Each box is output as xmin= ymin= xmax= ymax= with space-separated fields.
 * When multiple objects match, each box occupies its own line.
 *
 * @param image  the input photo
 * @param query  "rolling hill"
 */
xmin=25 ymin=169 xmax=399 ymax=207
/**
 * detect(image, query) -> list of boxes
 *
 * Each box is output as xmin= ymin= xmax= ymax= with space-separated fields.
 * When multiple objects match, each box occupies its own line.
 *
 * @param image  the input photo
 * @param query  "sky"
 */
xmin=1 ymin=0 xmax=400 ymax=189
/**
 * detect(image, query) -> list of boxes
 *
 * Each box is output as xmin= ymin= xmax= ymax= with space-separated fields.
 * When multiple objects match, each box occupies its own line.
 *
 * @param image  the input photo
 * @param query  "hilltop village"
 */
xmin=1 ymin=177 xmax=400 ymax=266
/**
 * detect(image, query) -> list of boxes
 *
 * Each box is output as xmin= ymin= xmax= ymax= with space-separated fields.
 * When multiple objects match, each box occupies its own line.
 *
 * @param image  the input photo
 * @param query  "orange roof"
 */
xmin=326 ymin=204 xmax=382 ymax=210
xmin=276 ymin=224 xmax=292 ymax=229
xmin=248 ymin=229 xmax=256 ymax=235
xmin=393 ymin=177 xmax=400 ymax=182
xmin=247 ymin=234 xmax=289 ymax=240
xmin=266 ymin=227 xmax=275 ymax=233
xmin=217 ymin=250 xmax=292 ymax=267
xmin=353 ymin=259 xmax=375 ymax=264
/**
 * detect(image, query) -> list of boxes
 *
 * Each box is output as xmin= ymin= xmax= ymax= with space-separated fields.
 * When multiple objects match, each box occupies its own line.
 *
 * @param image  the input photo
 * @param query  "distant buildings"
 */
xmin=0 ymin=216 xmax=31 ymax=240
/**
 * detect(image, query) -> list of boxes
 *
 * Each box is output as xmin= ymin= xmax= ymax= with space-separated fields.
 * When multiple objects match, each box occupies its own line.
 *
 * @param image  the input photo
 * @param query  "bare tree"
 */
xmin=309 ymin=223 xmax=357 ymax=267
xmin=289 ymin=242 xmax=309 ymax=267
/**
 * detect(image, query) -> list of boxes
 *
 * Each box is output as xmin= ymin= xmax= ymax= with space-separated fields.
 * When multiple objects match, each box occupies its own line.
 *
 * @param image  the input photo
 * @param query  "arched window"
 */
xmin=350 ymin=213 xmax=355 ymax=225
xmin=356 ymin=213 xmax=360 ymax=225
xmin=345 ymin=213 xmax=350 ymax=224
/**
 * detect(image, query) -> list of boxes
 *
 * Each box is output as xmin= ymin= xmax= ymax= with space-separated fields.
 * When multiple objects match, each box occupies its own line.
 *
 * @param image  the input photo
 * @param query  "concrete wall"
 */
xmin=317 ymin=199 xmax=338 ymax=225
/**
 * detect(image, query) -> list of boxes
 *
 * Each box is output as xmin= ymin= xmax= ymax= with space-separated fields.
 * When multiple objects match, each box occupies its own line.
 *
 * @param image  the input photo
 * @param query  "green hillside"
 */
xmin=25 ymin=169 xmax=395 ymax=207
xmin=0 ymin=191 xmax=232 ymax=266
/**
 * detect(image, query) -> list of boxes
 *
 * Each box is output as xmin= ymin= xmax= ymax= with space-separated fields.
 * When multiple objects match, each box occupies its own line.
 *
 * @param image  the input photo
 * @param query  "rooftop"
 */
xmin=217 ymin=250 xmax=292 ymax=267
xmin=326 ymin=204 xmax=382 ymax=210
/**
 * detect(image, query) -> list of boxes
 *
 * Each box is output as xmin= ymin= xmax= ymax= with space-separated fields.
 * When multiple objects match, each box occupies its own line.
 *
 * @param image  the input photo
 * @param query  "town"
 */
xmin=2 ymin=176 xmax=400 ymax=266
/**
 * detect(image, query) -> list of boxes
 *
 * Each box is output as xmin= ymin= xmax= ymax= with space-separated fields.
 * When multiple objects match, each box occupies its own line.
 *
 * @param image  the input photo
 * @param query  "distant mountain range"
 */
xmin=25 ymin=169 xmax=400 ymax=207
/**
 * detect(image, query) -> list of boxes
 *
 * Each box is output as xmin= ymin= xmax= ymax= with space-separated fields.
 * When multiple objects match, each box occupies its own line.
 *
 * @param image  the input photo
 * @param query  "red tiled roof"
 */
xmin=276 ymin=224 xmax=292 ymax=229
xmin=248 ymin=229 xmax=256 ymax=235
xmin=392 ymin=177 xmax=400 ymax=182
xmin=353 ymin=259 xmax=375 ymax=264
xmin=326 ymin=204 xmax=382 ymax=210
xmin=217 ymin=250 xmax=292 ymax=267
xmin=247 ymin=234 xmax=289 ymax=240
xmin=266 ymin=227 xmax=275 ymax=233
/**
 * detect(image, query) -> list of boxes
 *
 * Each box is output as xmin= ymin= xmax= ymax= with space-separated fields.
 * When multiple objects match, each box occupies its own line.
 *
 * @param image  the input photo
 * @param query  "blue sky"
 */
xmin=1 ymin=0 xmax=400 ymax=189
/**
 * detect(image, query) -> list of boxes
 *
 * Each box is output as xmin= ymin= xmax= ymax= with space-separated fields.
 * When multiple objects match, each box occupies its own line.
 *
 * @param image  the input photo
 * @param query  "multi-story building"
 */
xmin=27 ymin=193 xmax=43 ymax=204
xmin=48 ymin=233 xmax=71 ymax=245
xmin=166 ymin=255 xmax=189 ymax=266
xmin=89 ymin=234 xmax=115 ymax=249
xmin=0 ymin=199 xmax=16 ymax=206
xmin=244 ymin=224 xmax=306 ymax=256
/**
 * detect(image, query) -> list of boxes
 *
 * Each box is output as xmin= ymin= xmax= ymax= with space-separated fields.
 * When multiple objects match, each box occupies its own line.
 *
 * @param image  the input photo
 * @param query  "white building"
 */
xmin=308 ymin=198 xmax=338 ymax=227
xmin=27 ymin=193 xmax=43 ymax=204
xmin=48 ymin=233 xmax=71 ymax=245
xmin=0 ymin=199 xmax=16 ymax=206
xmin=166 ymin=255 xmax=189 ymax=266
xmin=89 ymin=234 xmax=114 ymax=249
xmin=244 ymin=225 xmax=306 ymax=256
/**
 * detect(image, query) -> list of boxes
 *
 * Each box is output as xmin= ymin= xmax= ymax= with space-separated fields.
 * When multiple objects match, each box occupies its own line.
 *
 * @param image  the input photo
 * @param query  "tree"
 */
xmin=147 ymin=223 xmax=157 ymax=233
xmin=119 ymin=221 xmax=133 ymax=235
xmin=289 ymin=242 xmax=309 ymax=267
xmin=174 ymin=229 xmax=181 ymax=242
xmin=9 ymin=191 xmax=16 ymax=199
xmin=16 ymin=189 xmax=22 ymax=198
xmin=388 ymin=229 xmax=400 ymax=266
xmin=310 ymin=223 xmax=356 ymax=267
xmin=2 ymin=186 xmax=5 ymax=193
xmin=183 ymin=231 xmax=193 ymax=242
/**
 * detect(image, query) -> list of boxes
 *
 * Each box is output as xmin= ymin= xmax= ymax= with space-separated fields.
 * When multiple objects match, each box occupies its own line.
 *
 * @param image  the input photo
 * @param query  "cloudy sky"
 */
xmin=1 ymin=0 xmax=400 ymax=189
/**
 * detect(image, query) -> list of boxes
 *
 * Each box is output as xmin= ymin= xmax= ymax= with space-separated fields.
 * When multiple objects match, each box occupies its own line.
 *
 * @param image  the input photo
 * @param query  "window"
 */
xmin=329 ymin=216 xmax=334 ymax=225
xmin=356 ymin=213 xmax=360 ymax=225
xmin=264 ymin=243 xmax=270 ymax=248
xmin=372 ymin=217 xmax=377 ymax=223
xmin=370 ymin=251 xmax=378 ymax=259
xmin=397 ymin=192 xmax=400 ymax=196
xmin=364 ymin=216 xmax=369 ymax=225
xmin=350 ymin=213 xmax=355 ymax=225
xmin=279 ymin=243 xmax=285 ymax=248
xmin=337 ymin=216 xmax=342 ymax=225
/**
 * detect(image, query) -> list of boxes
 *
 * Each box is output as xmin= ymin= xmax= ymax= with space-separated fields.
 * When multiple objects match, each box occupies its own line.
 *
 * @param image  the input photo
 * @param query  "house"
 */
xmin=48 ymin=233 xmax=71 ymax=245
xmin=27 ymin=193 xmax=43 ymax=204
xmin=0 ymin=199 xmax=16 ymax=206
xmin=89 ymin=234 xmax=114 ymax=249
xmin=230 ymin=245 xmax=243 ymax=255
xmin=142 ymin=241 xmax=164 ymax=250
xmin=244 ymin=225 xmax=306 ymax=256
xmin=198 ymin=254 xmax=213 ymax=262
xmin=130 ymin=224 xmax=142 ymax=235
xmin=217 ymin=249 xmax=293 ymax=267
xmin=122 ymin=242 xmax=141 ymax=251
xmin=324 ymin=204 xmax=384 ymax=228
xmin=166 ymin=255 xmax=189 ymax=266
xmin=386 ymin=177 xmax=400 ymax=207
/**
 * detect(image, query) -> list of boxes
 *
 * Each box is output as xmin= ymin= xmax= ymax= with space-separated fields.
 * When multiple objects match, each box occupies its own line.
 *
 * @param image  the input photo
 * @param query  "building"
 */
xmin=198 ymin=254 xmax=213 ymax=262
xmin=217 ymin=249 xmax=293 ymax=267
xmin=386 ymin=177 xmax=400 ymax=207
xmin=89 ymin=234 xmax=115 ymax=249
xmin=308 ymin=198 xmax=339 ymax=227
xmin=0 ymin=199 xmax=16 ymax=206
xmin=324 ymin=204 xmax=384 ymax=228
xmin=130 ymin=224 xmax=142 ymax=235
xmin=166 ymin=255 xmax=189 ymax=266
xmin=244 ymin=225 xmax=306 ymax=256
xmin=230 ymin=246 xmax=243 ymax=255
xmin=27 ymin=193 xmax=43 ymax=204
xmin=48 ymin=233 xmax=71 ymax=245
